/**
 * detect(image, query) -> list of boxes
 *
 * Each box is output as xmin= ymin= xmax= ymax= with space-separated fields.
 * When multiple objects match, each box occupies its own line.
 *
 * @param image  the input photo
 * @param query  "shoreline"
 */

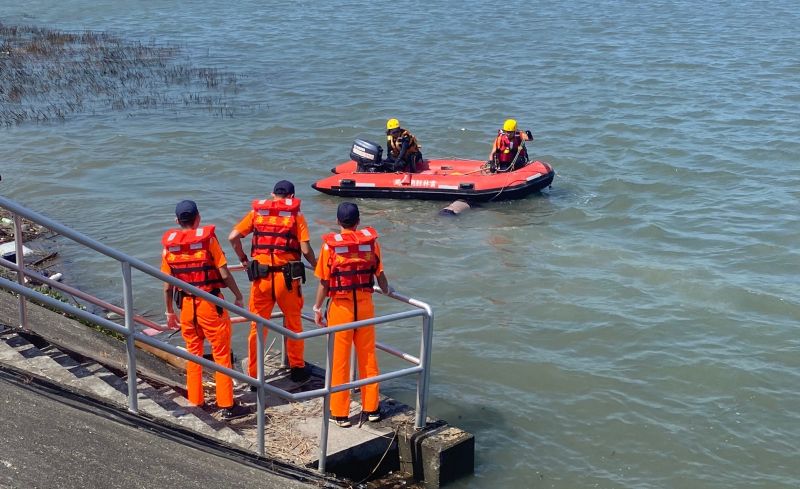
xmin=0 ymin=207 xmax=50 ymax=245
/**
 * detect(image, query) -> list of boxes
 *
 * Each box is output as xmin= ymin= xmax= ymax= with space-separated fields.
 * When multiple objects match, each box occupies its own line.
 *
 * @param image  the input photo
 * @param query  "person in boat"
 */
xmin=228 ymin=180 xmax=317 ymax=385
xmin=162 ymin=200 xmax=249 ymax=420
xmin=385 ymin=118 xmax=423 ymax=173
xmin=489 ymin=118 xmax=533 ymax=172
xmin=312 ymin=202 xmax=392 ymax=427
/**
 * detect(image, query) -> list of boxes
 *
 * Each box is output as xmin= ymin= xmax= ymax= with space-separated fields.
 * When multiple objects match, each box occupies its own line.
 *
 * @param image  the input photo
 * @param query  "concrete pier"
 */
xmin=0 ymin=291 xmax=474 ymax=487
xmin=0 ymin=365 xmax=326 ymax=489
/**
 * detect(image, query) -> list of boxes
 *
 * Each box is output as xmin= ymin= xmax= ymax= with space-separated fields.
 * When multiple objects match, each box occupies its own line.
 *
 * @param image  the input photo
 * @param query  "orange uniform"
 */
xmin=161 ymin=226 xmax=234 ymax=408
xmin=490 ymin=127 xmax=531 ymax=171
xmin=233 ymin=199 xmax=310 ymax=377
xmin=314 ymin=228 xmax=384 ymax=418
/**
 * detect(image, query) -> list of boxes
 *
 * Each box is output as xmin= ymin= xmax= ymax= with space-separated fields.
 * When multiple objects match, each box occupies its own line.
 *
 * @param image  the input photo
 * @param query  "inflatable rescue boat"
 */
xmin=312 ymin=139 xmax=555 ymax=202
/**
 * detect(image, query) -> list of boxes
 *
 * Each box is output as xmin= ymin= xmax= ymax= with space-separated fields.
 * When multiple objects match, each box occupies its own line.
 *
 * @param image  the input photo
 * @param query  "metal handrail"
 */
xmin=0 ymin=259 xmax=424 ymax=366
xmin=0 ymin=195 xmax=434 ymax=474
xmin=0 ymin=261 xmax=169 ymax=334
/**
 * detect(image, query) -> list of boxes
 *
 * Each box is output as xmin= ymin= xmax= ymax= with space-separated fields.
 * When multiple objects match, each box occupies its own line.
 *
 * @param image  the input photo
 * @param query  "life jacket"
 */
xmin=250 ymin=198 xmax=302 ymax=259
xmin=386 ymin=129 xmax=420 ymax=158
xmin=162 ymin=225 xmax=225 ymax=292
xmin=323 ymin=227 xmax=380 ymax=296
xmin=494 ymin=130 xmax=526 ymax=164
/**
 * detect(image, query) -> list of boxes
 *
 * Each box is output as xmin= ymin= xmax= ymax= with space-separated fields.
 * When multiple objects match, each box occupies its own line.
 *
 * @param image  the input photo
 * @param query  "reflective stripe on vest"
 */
xmin=162 ymin=225 xmax=224 ymax=292
xmin=323 ymin=227 xmax=379 ymax=295
xmin=250 ymin=198 xmax=302 ymax=258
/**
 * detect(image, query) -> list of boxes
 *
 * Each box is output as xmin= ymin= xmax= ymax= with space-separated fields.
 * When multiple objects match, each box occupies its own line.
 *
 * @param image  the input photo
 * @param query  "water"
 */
xmin=2 ymin=1 xmax=800 ymax=487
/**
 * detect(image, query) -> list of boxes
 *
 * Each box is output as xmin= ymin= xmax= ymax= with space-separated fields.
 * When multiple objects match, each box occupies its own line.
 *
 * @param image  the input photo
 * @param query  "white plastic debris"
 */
xmin=0 ymin=241 xmax=34 ymax=261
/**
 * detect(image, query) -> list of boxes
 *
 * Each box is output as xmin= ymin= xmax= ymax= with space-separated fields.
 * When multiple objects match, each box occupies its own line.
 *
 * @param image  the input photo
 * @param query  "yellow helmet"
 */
xmin=386 ymin=118 xmax=400 ymax=130
xmin=503 ymin=119 xmax=517 ymax=132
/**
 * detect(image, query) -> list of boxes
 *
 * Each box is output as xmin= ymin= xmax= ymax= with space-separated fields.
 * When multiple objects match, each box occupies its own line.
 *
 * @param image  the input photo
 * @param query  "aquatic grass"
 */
xmin=0 ymin=22 xmax=244 ymax=126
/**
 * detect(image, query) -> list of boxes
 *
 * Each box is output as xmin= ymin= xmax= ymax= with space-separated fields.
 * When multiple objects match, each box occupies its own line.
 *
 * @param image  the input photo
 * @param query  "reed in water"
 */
xmin=0 ymin=22 xmax=244 ymax=126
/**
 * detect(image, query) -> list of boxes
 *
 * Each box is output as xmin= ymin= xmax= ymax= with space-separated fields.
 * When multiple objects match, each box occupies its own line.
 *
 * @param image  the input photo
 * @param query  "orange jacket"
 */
xmin=161 ymin=225 xmax=225 ymax=292
xmin=493 ymin=130 xmax=526 ymax=164
xmin=321 ymin=227 xmax=380 ymax=296
xmin=249 ymin=198 xmax=302 ymax=259
xmin=386 ymin=129 xmax=420 ymax=158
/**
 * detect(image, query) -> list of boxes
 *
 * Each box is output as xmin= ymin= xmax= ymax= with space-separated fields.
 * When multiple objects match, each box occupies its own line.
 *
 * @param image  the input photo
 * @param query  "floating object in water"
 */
xmin=439 ymin=200 xmax=471 ymax=216
xmin=39 ymin=272 xmax=63 ymax=289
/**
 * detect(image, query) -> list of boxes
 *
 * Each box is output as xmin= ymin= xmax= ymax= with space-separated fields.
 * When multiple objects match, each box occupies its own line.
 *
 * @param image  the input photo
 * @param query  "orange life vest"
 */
xmin=494 ymin=130 xmax=526 ymax=164
xmin=323 ymin=227 xmax=379 ymax=296
xmin=250 ymin=198 xmax=302 ymax=259
xmin=387 ymin=129 xmax=420 ymax=157
xmin=162 ymin=225 xmax=224 ymax=292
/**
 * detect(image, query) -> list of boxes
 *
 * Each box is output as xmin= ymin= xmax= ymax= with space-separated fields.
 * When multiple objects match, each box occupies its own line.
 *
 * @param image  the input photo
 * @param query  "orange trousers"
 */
xmin=327 ymin=294 xmax=380 ymax=418
xmin=179 ymin=296 xmax=233 ymax=408
xmin=247 ymin=273 xmax=305 ymax=378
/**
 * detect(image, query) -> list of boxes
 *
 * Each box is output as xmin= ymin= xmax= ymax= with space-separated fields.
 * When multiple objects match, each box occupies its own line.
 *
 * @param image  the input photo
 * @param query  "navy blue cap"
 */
xmin=175 ymin=200 xmax=199 ymax=224
xmin=273 ymin=180 xmax=295 ymax=196
xmin=337 ymin=202 xmax=359 ymax=226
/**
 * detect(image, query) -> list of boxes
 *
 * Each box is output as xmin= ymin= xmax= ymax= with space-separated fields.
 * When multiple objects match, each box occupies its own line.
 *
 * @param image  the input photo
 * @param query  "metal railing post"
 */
xmin=121 ymin=262 xmax=138 ymax=413
xmin=281 ymin=334 xmax=288 ymax=368
xmin=256 ymin=320 xmax=266 ymax=457
xmin=350 ymin=348 xmax=356 ymax=383
xmin=415 ymin=309 xmax=434 ymax=429
xmin=318 ymin=332 xmax=334 ymax=473
xmin=12 ymin=214 xmax=27 ymax=330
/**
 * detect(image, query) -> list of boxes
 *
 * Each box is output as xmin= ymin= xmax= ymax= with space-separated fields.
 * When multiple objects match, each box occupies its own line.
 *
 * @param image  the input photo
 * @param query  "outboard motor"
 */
xmin=350 ymin=139 xmax=384 ymax=172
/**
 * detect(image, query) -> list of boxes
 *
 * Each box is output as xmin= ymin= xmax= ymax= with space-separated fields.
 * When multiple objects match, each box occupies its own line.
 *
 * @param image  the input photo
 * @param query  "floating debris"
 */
xmin=0 ymin=22 xmax=249 ymax=125
xmin=439 ymin=199 xmax=471 ymax=216
xmin=0 ymin=208 xmax=49 ymax=243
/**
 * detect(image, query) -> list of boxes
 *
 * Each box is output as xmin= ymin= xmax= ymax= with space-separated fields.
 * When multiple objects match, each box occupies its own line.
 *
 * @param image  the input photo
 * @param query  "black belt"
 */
xmin=173 ymin=288 xmax=223 ymax=315
xmin=246 ymin=261 xmax=306 ymax=290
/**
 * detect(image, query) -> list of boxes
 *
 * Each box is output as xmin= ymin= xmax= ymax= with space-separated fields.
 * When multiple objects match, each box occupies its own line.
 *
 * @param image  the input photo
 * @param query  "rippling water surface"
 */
xmin=2 ymin=1 xmax=800 ymax=487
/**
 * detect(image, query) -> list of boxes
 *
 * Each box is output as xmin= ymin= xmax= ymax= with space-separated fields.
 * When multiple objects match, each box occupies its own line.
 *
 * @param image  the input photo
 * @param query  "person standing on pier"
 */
xmin=228 ymin=180 xmax=317 ymax=384
xmin=312 ymin=202 xmax=391 ymax=427
xmin=162 ymin=200 xmax=249 ymax=420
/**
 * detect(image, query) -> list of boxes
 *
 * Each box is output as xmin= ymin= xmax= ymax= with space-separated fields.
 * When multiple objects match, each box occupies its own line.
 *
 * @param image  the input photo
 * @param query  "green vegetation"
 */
xmin=29 ymin=285 xmax=125 ymax=340
xmin=0 ymin=22 xmax=243 ymax=125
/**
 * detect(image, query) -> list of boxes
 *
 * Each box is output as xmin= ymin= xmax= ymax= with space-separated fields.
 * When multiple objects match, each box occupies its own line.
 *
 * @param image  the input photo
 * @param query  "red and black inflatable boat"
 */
xmin=312 ymin=139 xmax=555 ymax=202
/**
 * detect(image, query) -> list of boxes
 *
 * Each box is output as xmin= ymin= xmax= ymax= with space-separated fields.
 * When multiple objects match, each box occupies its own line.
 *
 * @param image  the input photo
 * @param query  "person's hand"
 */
xmin=384 ymin=285 xmax=395 ymax=296
xmin=313 ymin=305 xmax=326 ymax=326
xmin=166 ymin=312 xmax=179 ymax=330
xmin=234 ymin=296 xmax=244 ymax=308
xmin=239 ymin=256 xmax=249 ymax=267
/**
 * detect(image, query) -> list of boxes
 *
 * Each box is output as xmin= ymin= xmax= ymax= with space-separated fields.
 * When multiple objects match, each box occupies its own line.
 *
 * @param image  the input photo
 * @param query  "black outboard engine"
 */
xmin=350 ymin=139 xmax=384 ymax=172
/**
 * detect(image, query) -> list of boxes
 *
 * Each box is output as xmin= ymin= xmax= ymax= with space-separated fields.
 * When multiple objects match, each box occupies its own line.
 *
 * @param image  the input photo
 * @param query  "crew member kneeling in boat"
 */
xmin=228 ymin=180 xmax=317 ymax=385
xmin=385 ymin=118 xmax=423 ymax=173
xmin=489 ymin=118 xmax=533 ymax=172
xmin=312 ymin=202 xmax=392 ymax=428
xmin=162 ymin=200 xmax=249 ymax=420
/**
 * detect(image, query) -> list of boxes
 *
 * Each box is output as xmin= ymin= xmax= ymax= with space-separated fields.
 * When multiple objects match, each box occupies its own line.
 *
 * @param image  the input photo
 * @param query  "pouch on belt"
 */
xmin=282 ymin=261 xmax=306 ymax=291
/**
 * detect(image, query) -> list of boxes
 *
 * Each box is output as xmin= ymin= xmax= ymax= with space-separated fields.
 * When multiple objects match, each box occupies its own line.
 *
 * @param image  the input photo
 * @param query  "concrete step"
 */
xmin=0 ymin=333 xmax=252 ymax=451
xmin=0 ymin=334 xmax=127 ymax=405
xmin=133 ymin=381 xmax=254 ymax=451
